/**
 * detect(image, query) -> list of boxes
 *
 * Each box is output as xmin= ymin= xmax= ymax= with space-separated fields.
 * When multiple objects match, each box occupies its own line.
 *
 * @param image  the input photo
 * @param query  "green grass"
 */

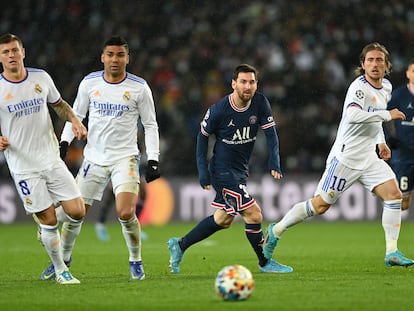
xmin=1 ymin=221 xmax=414 ymax=311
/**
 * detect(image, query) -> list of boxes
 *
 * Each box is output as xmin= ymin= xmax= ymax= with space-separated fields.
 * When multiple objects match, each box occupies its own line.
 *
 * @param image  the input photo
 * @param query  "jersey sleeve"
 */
xmin=60 ymin=78 xmax=89 ymax=143
xmin=196 ymin=131 xmax=210 ymax=186
xmin=345 ymin=106 xmax=391 ymax=123
xmin=44 ymin=71 xmax=61 ymax=105
xmin=260 ymin=97 xmax=281 ymax=173
xmin=139 ymin=82 xmax=160 ymax=162
xmin=343 ymin=79 xmax=366 ymax=110
xmin=72 ymin=78 xmax=90 ymax=119
xmin=344 ymin=79 xmax=391 ymax=123
xmin=200 ymin=104 xmax=221 ymax=137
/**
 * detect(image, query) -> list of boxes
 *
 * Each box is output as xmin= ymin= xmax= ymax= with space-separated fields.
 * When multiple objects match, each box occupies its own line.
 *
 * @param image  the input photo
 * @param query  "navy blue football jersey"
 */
xmin=387 ymin=85 xmax=414 ymax=160
xmin=198 ymin=92 xmax=280 ymax=181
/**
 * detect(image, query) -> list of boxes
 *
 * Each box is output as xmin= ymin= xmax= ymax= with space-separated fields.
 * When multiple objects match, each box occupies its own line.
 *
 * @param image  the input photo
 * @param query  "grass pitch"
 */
xmin=1 ymin=220 xmax=413 ymax=311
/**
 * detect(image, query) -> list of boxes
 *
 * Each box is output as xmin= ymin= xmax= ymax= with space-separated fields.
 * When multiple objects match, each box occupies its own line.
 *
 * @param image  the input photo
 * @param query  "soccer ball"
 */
xmin=215 ymin=264 xmax=254 ymax=301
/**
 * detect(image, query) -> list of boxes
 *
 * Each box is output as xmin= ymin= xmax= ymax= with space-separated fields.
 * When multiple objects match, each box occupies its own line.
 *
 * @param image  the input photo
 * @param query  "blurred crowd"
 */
xmin=1 ymin=0 xmax=414 ymax=177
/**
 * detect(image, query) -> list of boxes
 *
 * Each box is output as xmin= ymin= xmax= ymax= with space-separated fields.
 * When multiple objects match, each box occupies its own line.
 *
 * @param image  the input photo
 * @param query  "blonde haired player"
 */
xmin=0 ymin=33 xmax=87 ymax=284
xmin=263 ymin=42 xmax=414 ymax=268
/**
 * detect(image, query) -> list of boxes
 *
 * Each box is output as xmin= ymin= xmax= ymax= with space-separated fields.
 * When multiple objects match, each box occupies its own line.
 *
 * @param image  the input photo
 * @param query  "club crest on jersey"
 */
xmin=355 ymin=90 xmax=364 ymax=100
xmin=123 ymin=91 xmax=131 ymax=101
xmin=34 ymin=84 xmax=42 ymax=94
xmin=249 ymin=116 xmax=257 ymax=125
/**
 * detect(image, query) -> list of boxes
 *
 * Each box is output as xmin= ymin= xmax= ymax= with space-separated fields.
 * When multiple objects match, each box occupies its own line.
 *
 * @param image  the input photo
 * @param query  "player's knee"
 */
xmin=214 ymin=217 xmax=232 ymax=228
xmin=69 ymin=198 xmax=86 ymax=219
xmin=311 ymin=196 xmax=331 ymax=215
xmin=117 ymin=208 xmax=135 ymax=221
xmin=213 ymin=208 xmax=234 ymax=228
xmin=387 ymin=189 xmax=403 ymax=201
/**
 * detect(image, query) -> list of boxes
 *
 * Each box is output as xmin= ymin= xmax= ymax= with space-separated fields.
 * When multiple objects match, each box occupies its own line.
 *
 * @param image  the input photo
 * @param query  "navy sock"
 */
xmin=179 ymin=215 xmax=222 ymax=251
xmin=245 ymin=223 xmax=267 ymax=267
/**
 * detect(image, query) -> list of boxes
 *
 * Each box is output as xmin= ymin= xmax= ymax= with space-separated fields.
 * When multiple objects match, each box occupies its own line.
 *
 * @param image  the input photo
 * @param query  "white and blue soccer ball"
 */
xmin=215 ymin=264 xmax=254 ymax=301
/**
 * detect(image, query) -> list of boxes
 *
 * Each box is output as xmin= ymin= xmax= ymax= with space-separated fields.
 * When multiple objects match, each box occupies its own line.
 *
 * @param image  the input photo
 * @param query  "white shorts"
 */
xmin=11 ymin=160 xmax=81 ymax=214
xmin=315 ymin=156 xmax=396 ymax=205
xmin=76 ymin=155 xmax=140 ymax=204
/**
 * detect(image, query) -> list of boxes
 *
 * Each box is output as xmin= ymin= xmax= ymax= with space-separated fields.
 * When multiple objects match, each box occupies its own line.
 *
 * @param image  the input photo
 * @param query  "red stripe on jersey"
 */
xmin=261 ymin=122 xmax=275 ymax=129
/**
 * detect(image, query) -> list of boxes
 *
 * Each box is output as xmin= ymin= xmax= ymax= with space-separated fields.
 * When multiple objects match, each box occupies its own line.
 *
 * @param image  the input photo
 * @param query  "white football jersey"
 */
xmin=0 ymin=68 xmax=61 ymax=173
xmin=327 ymin=75 xmax=392 ymax=170
xmin=61 ymin=71 xmax=159 ymax=165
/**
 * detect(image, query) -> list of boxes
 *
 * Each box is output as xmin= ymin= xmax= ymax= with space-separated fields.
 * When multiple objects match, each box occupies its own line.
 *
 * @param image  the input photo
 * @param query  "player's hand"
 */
xmin=271 ymin=170 xmax=283 ymax=180
xmin=71 ymin=117 xmax=87 ymax=140
xmin=145 ymin=160 xmax=160 ymax=183
xmin=389 ymin=108 xmax=406 ymax=121
xmin=0 ymin=136 xmax=10 ymax=151
xmin=60 ymin=141 xmax=69 ymax=160
xmin=378 ymin=143 xmax=391 ymax=161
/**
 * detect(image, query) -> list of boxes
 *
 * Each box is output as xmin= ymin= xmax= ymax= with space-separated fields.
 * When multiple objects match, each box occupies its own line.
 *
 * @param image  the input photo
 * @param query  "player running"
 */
xmin=41 ymin=36 xmax=160 ymax=281
xmin=0 ymin=33 xmax=87 ymax=284
xmin=168 ymin=64 xmax=292 ymax=274
xmin=263 ymin=42 xmax=414 ymax=269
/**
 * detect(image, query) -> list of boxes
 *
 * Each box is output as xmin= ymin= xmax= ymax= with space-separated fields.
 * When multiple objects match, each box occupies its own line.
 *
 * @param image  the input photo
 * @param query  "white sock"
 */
xmin=274 ymin=200 xmax=315 ymax=237
xmin=61 ymin=217 xmax=83 ymax=262
xmin=382 ymin=199 xmax=401 ymax=254
xmin=40 ymin=223 xmax=67 ymax=274
xmin=119 ymin=215 xmax=142 ymax=262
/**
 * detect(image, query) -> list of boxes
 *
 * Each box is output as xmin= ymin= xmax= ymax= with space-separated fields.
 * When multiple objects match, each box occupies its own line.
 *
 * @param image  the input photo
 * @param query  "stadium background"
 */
xmin=1 ymin=0 xmax=414 ymax=224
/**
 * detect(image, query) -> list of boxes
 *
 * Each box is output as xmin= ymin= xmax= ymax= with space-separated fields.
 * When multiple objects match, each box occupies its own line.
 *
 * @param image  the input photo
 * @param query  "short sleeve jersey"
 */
xmin=0 ymin=68 xmax=61 ymax=173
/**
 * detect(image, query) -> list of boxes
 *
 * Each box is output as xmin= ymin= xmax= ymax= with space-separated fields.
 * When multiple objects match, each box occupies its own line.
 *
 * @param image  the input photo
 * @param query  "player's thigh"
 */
xmin=360 ymin=159 xmax=397 ymax=193
xmin=76 ymin=159 xmax=110 ymax=203
xmin=111 ymin=156 xmax=140 ymax=195
xmin=212 ymin=180 xmax=256 ymax=216
xmin=315 ymin=157 xmax=360 ymax=205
